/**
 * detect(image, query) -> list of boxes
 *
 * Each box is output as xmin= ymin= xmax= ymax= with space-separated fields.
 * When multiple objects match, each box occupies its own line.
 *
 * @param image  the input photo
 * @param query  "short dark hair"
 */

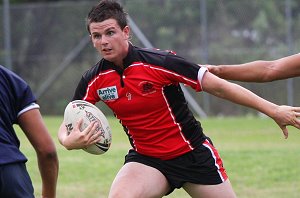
xmin=86 ymin=0 xmax=128 ymax=34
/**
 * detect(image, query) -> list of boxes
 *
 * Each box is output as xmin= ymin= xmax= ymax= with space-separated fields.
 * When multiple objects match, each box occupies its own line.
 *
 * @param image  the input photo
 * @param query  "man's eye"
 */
xmin=93 ymin=34 xmax=101 ymax=39
xmin=107 ymin=31 xmax=115 ymax=36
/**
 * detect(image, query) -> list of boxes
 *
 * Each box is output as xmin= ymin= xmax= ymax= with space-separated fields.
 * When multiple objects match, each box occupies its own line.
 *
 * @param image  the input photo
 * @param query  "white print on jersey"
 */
xmin=126 ymin=92 xmax=132 ymax=100
xmin=98 ymin=86 xmax=119 ymax=101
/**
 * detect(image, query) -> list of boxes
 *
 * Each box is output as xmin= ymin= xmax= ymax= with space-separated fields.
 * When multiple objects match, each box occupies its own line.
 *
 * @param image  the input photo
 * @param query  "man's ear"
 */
xmin=123 ymin=26 xmax=130 ymax=39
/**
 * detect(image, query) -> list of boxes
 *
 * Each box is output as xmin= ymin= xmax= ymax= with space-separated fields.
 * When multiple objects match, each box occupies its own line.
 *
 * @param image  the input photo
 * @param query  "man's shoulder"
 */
xmin=135 ymin=45 xmax=175 ymax=56
xmin=132 ymin=45 xmax=178 ymax=67
xmin=82 ymin=60 xmax=113 ymax=80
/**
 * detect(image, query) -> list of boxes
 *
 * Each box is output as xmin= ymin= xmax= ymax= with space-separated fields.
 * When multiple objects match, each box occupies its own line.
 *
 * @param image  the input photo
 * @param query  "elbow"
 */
xmin=261 ymin=62 xmax=278 ymax=82
xmin=45 ymin=151 xmax=58 ymax=161
xmin=262 ymin=71 xmax=277 ymax=82
xmin=41 ymin=147 xmax=57 ymax=157
xmin=206 ymin=82 xmax=228 ymax=99
xmin=37 ymin=149 xmax=58 ymax=163
xmin=36 ymin=143 xmax=58 ymax=160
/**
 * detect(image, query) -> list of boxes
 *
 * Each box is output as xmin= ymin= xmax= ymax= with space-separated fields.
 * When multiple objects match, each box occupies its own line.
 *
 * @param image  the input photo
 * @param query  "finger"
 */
xmin=294 ymin=119 xmax=300 ymax=129
xmin=75 ymin=118 xmax=83 ymax=132
xmin=292 ymin=106 xmax=300 ymax=111
xmin=86 ymin=123 xmax=101 ymax=145
xmin=93 ymin=133 xmax=102 ymax=143
xmin=289 ymin=115 xmax=300 ymax=129
xmin=88 ymin=121 xmax=99 ymax=138
xmin=89 ymin=131 xmax=102 ymax=144
xmin=94 ymin=135 xmax=103 ymax=144
xmin=84 ymin=121 xmax=97 ymax=135
xmin=281 ymin=126 xmax=288 ymax=139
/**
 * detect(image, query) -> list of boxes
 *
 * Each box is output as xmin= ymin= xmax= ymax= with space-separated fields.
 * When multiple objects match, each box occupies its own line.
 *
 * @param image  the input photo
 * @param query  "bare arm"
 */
xmin=18 ymin=109 xmax=58 ymax=198
xmin=207 ymin=53 xmax=300 ymax=82
xmin=202 ymin=72 xmax=300 ymax=137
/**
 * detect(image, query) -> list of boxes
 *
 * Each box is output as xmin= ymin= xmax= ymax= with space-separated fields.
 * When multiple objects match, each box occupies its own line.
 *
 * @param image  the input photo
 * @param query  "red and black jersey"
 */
xmin=73 ymin=44 xmax=208 ymax=160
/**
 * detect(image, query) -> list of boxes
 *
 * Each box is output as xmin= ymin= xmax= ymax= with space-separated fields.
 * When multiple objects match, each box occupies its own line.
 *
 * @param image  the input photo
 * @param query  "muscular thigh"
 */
xmin=183 ymin=179 xmax=237 ymax=198
xmin=108 ymin=162 xmax=170 ymax=198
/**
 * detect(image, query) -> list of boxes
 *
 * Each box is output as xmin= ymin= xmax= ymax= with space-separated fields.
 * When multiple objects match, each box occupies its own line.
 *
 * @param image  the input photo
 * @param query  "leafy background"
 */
xmin=1 ymin=0 xmax=299 ymax=116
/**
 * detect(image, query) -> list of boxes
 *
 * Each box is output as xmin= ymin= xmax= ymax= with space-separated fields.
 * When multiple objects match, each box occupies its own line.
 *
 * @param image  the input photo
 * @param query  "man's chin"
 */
xmin=102 ymin=54 xmax=112 ymax=60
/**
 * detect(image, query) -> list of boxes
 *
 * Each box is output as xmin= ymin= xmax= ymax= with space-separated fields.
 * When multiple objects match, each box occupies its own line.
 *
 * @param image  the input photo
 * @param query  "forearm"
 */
xmin=216 ymin=81 xmax=300 ymax=138
xmin=203 ymin=72 xmax=277 ymax=117
xmin=214 ymin=81 xmax=277 ymax=117
xmin=214 ymin=60 xmax=274 ymax=82
xmin=38 ymin=151 xmax=58 ymax=198
xmin=18 ymin=109 xmax=59 ymax=197
xmin=202 ymin=72 xmax=300 ymax=138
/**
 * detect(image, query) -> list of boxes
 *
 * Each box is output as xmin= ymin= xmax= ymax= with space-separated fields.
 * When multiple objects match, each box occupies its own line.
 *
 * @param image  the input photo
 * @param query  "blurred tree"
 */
xmin=9 ymin=0 xmax=59 ymax=3
xmin=1 ymin=0 xmax=299 ymax=115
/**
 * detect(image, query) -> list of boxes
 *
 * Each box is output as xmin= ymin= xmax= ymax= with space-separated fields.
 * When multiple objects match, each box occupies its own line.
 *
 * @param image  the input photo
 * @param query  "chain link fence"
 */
xmin=1 ymin=0 xmax=299 ymax=116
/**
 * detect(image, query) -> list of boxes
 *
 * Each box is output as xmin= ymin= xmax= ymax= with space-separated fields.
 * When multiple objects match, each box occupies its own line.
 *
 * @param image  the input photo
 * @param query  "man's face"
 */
xmin=89 ymin=19 xmax=129 ymax=66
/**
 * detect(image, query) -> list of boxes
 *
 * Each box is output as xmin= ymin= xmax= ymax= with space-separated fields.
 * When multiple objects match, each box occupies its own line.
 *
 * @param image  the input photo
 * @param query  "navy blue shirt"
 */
xmin=0 ymin=65 xmax=39 ymax=165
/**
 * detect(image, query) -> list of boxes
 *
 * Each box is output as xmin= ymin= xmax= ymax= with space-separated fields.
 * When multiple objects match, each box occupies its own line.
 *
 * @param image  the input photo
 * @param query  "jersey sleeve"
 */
xmin=12 ymin=75 xmax=38 ymax=120
xmin=72 ymin=75 xmax=89 ymax=100
xmin=72 ymin=73 xmax=100 ymax=105
xmin=0 ymin=66 xmax=38 ymax=123
xmin=17 ymin=103 xmax=40 ymax=117
xmin=163 ymin=53 xmax=207 ymax=91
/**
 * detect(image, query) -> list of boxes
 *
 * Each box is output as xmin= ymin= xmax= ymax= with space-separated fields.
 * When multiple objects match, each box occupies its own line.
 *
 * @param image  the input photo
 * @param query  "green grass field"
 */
xmin=16 ymin=116 xmax=300 ymax=198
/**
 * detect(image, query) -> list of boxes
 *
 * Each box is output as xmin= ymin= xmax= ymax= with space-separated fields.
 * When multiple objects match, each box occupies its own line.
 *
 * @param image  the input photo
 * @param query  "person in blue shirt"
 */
xmin=0 ymin=65 xmax=58 ymax=198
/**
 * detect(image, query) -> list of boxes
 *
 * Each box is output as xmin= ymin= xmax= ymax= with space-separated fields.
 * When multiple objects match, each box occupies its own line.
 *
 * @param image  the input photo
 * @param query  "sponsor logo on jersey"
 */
xmin=138 ymin=81 xmax=156 ymax=95
xmin=98 ymin=86 xmax=119 ymax=101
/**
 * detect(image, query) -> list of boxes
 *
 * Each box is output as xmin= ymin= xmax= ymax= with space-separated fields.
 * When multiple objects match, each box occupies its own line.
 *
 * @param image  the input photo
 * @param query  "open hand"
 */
xmin=272 ymin=106 xmax=300 ymax=139
xmin=63 ymin=119 xmax=102 ymax=150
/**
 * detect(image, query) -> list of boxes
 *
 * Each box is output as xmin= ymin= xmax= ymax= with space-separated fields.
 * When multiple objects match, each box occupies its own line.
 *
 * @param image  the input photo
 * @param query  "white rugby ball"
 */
xmin=63 ymin=100 xmax=112 ymax=155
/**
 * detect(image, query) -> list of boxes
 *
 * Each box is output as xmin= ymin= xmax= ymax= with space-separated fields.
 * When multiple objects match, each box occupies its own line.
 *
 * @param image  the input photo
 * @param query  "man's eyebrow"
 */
xmin=91 ymin=26 xmax=116 ymax=35
xmin=105 ymin=27 xmax=116 ymax=31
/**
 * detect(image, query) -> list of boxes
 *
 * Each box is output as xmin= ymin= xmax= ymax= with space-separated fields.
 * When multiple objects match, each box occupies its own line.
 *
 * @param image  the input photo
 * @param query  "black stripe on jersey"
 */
xmin=163 ymin=84 xmax=205 ymax=148
xmin=123 ymin=45 xmax=200 ymax=82
xmin=125 ymin=45 xmax=205 ymax=147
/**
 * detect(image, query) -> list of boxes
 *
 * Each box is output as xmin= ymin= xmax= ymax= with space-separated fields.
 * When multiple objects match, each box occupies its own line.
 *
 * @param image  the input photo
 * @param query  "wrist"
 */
xmin=61 ymin=137 xmax=73 ymax=150
xmin=265 ymin=104 xmax=279 ymax=120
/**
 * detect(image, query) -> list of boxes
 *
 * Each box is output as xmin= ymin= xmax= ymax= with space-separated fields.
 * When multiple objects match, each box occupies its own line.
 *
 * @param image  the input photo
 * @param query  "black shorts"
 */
xmin=124 ymin=138 xmax=228 ymax=194
xmin=0 ymin=162 xmax=34 ymax=198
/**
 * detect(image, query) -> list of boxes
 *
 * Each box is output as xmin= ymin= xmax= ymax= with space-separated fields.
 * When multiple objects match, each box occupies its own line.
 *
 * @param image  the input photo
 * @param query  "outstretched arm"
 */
xmin=207 ymin=53 xmax=300 ymax=82
xmin=18 ymin=109 xmax=58 ymax=198
xmin=201 ymin=71 xmax=300 ymax=138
